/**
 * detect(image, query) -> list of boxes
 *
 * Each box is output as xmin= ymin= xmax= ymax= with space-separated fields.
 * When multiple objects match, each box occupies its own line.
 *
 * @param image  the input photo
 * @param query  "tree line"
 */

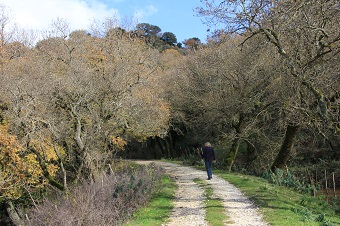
xmin=0 ymin=1 xmax=339 ymax=225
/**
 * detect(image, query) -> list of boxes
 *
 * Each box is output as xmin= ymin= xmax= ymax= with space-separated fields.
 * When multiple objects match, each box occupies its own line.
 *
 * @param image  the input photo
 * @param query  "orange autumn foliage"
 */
xmin=0 ymin=125 xmax=46 ymax=200
xmin=111 ymin=136 xmax=127 ymax=150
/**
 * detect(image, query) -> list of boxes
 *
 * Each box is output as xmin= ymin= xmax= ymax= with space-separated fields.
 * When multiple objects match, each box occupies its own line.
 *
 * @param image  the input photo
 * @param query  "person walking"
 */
xmin=201 ymin=142 xmax=216 ymax=180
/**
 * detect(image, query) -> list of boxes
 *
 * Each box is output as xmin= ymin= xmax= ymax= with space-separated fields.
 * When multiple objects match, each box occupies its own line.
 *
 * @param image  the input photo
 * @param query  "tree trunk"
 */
xmin=6 ymin=201 xmax=25 ymax=226
xmin=28 ymin=145 xmax=64 ymax=191
xmin=75 ymin=116 xmax=85 ymax=151
xmin=271 ymin=124 xmax=299 ymax=171
xmin=164 ymin=138 xmax=171 ymax=158
xmin=53 ymin=142 xmax=68 ymax=194
xmin=245 ymin=140 xmax=257 ymax=167
xmin=227 ymin=137 xmax=240 ymax=172
xmin=226 ymin=113 xmax=244 ymax=171
xmin=168 ymin=133 xmax=175 ymax=158
xmin=156 ymin=136 xmax=165 ymax=157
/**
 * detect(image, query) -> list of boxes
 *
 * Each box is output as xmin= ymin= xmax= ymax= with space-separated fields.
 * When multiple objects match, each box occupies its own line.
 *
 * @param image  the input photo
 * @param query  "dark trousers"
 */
xmin=205 ymin=160 xmax=213 ymax=179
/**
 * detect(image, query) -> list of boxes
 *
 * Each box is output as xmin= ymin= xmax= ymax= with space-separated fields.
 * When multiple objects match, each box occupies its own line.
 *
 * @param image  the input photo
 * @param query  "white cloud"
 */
xmin=133 ymin=4 xmax=158 ymax=21
xmin=2 ymin=0 xmax=119 ymax=32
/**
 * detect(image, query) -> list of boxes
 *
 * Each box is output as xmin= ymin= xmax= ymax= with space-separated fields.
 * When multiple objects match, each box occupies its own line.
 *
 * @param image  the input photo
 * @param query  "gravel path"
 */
xmin=136 ymin=161 xmax=268 ymax=226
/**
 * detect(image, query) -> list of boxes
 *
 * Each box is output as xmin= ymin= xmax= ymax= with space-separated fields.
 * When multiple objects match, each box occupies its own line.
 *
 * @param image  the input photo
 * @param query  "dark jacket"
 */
xmin=201 ymin=146 xmax=215 ymax=161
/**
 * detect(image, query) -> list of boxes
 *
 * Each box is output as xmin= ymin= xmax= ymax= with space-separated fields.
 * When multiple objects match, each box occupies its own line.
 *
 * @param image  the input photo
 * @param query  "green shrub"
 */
xmin=181 ymin=153 xmax=202 ymax=166
xmin=263 ymin=168 xmax=317 ymax=195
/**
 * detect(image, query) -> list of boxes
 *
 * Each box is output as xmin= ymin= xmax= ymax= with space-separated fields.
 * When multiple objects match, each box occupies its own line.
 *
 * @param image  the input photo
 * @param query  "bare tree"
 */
xmin=198 ymin=0 xmax=340 ymax=169
xmin=0 ymin=14 xmax=171 ymax=225
xmin=173 ymin=34 xmax=286 ymax=170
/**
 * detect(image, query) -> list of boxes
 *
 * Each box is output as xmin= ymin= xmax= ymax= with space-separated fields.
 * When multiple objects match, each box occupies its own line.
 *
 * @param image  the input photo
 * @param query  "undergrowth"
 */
xmin=263 ymin=168 xmax=318 ymax=195
xmin=26 ymin=162 xmax=163 ymax=226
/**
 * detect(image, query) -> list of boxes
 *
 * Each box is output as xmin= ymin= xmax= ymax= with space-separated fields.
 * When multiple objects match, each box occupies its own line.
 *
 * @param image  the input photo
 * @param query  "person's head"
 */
xmin=204 ymin=142 xmax=211 ymax=147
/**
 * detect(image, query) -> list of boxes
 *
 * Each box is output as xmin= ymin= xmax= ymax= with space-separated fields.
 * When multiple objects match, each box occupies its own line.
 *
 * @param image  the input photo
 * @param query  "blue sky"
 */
xmin=2 ymin=0 xmax=212 ymax=43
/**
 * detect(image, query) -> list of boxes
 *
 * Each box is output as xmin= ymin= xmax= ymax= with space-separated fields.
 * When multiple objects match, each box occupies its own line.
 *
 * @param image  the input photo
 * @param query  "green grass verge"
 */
xmin=123 ymin=175 xmax=177 ymax=226
xmin=194 ymin=178 xmax=231 ymax=226
xmin=125 ymin=161 xmax=339 ymax=226
xmin=213 ymin=169 xmax=340 ymax=226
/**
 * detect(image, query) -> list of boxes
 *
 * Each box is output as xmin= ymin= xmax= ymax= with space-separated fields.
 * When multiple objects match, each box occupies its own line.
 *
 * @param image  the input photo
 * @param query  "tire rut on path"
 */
xmin=136 ymin=161 xmax=268 ymax=226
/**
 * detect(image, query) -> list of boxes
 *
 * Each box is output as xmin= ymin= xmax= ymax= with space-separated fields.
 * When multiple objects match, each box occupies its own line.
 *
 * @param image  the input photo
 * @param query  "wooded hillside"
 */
xmin=0 ymin=1 xmax=339 ymax=225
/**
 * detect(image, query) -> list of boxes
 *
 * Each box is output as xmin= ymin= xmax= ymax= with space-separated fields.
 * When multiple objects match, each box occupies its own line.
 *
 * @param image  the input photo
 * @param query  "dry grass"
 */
xmin=26 ymin=162 xmax=163 ymax=226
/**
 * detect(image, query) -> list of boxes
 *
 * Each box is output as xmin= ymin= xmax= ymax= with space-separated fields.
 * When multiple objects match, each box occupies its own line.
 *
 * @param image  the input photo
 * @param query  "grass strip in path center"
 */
xmin=194 ymin=178 xmax=231 ymax=226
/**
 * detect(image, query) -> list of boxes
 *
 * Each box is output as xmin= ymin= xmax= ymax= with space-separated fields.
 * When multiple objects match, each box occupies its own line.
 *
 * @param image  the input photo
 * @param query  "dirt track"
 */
xmin=136 ymin=161 xmax=268 ymax=226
